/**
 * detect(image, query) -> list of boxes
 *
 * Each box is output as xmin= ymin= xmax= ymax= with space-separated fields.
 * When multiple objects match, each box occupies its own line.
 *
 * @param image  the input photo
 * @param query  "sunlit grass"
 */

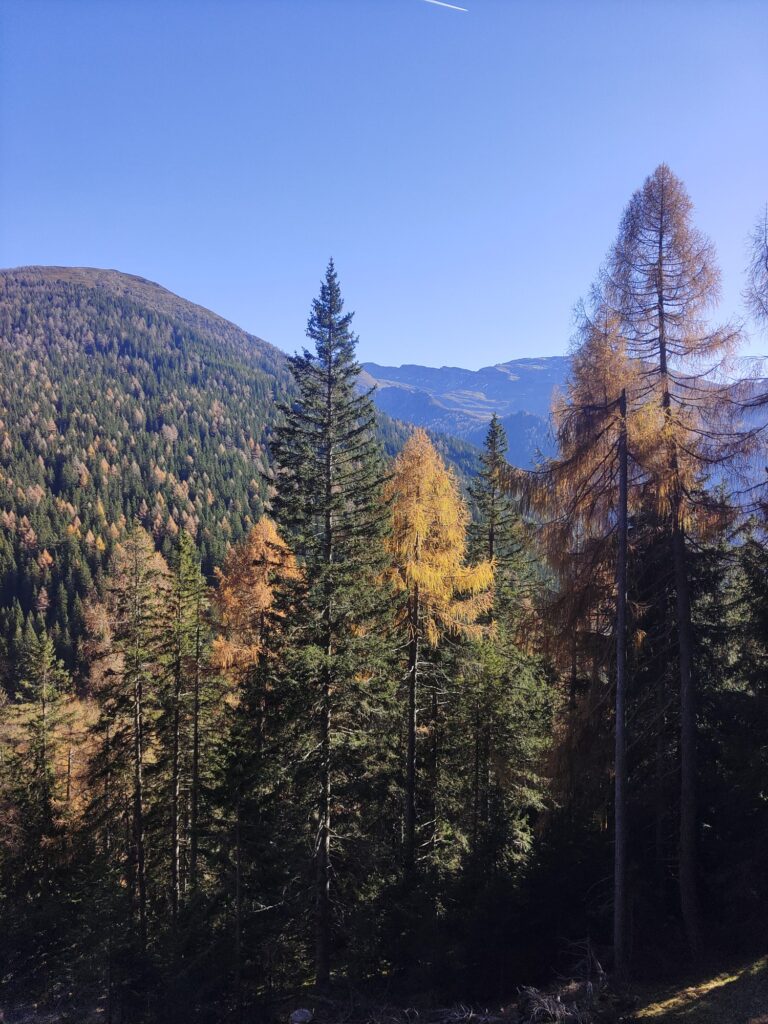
xmin=635 ymin=955 xmax=768 ymax=1022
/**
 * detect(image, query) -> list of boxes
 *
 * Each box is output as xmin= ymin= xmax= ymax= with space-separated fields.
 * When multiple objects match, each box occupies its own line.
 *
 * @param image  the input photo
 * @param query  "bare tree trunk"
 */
xmin=672 ymin=516 xmax=699 ymax=953
xmin=171 ymin=679 xmax=181 ymax=921
xmin=315 ymin=670 xmax=332 ymax=988
xmin=313 ymin=347 xmax=335 ymax=990
xmin=428 ymin=681 xmax=439 ymax=853
xmin=471 ymin=698 xmax=481 ymax=850
xmin=613 ymin=389 xmax=629 ymax=977
xmin=404 ymin=588 xmax=419 ymax=877
xmin=133 ymin=672 xmax=147 ymax=951
xmin=190 ymin=595 xmax=202 ymax=891
xmin=234 ymin=792 xmax=243 ymax=1023
xmin=655 ymin=207 xmax=700 ymax=954
xmin=66 ymin=736 xmax=72 ymax=806
xmin=654 ymin=673 xmax=666 ymax=907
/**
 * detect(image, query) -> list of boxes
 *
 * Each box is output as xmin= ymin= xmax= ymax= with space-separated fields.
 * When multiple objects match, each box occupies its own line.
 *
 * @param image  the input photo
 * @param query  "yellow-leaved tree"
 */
xmin=212 ymin=516 xmax=300 ymax=1005
xmin=384 ymin=428 xmax=493 ymax=874
xmin=213 ymin=516 xmax=299 ymax=680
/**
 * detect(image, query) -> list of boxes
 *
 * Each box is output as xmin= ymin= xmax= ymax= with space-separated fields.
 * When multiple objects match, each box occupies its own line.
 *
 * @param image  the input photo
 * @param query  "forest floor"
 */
xmin=273 ymin=953 xmax=768 ymax=1024
xmin=631 ymin=952 xmax=768 ymax=1023
xmin=1 ymin=956 xmax=766 ymax=1023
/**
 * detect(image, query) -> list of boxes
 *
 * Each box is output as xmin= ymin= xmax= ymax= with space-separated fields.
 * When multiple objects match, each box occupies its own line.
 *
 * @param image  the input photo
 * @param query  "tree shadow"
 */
xmin=635 ymin=954 xmax=768 ymax=1023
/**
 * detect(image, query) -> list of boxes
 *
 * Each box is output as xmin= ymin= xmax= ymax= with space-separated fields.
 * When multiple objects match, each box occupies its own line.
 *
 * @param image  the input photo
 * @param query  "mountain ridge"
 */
xmin=362 ymin=355 xmax=569 ymax=462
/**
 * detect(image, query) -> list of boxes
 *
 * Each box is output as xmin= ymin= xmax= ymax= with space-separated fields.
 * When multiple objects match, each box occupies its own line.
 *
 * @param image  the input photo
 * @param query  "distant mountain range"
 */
xmin=361 ymin=357 xmax=570 ymax=465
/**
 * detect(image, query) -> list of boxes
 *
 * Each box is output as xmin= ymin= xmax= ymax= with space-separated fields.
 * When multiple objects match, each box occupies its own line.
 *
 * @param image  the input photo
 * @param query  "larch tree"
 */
xmin=214 ymin=516 xmax=299 ymax=681
xmin=509 ymin=297 xmax=660 ymax=974
xmin=745 ymin=204 xmax=768 ymax=329
xmin=744 ymin=205 xmax=768 ymax=475
xmin=604 ymin=163 xmax=743 ymax=952
xmin=213 ymin=516 xmax=300 ymax=1006
xmin=270 ymin=261 xmax=390 ymax=988
xmin=384 ymin=427 xmax=492 ymax=877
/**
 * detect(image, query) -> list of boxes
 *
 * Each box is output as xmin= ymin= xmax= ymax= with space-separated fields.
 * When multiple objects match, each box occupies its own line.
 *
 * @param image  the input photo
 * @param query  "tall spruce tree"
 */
xmin=270 ymin=260 xmax=390 ymax=987
xmin=156 ymin=530 xmax=212 ymax=922
xmin=16 ymin=627 xmax=70 ymax=841
xmin=86 ymin=525 xmax=171 ymax=958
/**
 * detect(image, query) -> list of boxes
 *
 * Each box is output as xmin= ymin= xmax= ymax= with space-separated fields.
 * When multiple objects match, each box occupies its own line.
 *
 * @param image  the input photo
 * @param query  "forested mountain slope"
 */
xmin=0 ymin=267 xmax=477 ymax=683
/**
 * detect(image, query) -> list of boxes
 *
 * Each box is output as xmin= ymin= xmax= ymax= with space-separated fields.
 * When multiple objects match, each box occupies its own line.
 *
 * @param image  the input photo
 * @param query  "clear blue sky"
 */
xmin=1 ymin=0 xmax=767 ymax=367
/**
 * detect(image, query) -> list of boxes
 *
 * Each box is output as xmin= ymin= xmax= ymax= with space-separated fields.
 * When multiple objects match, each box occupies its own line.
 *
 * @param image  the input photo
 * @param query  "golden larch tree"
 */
xmin=384 ymin=428 xmax=493 ymax=874
xmin=213 ymin=516 xmax=299 ymax=679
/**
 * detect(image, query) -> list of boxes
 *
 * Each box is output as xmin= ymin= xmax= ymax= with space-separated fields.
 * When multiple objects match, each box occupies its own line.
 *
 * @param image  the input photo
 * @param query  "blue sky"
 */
xmin=1 ymin=0 xmax=766 ymax=367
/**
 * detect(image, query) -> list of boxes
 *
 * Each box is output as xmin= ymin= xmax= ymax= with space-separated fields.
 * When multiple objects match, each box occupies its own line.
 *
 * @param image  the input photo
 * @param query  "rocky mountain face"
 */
xmin=361 ymin=356 xmax=569 ymax=465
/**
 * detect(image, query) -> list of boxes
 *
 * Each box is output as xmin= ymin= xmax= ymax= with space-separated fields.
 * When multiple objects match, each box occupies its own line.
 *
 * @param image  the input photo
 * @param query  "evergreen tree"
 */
xmin=86 ymin=525 xmax=171 ymax=960
xmin=270 ymin=261 xmax=391 ymax=987
xmin=469 ymin=414 xmax=534 ymax=623
xmin=156 ymin=529 xmax=213 ymax=923
xmin=17 ymin=626 xmax=70 ymax=839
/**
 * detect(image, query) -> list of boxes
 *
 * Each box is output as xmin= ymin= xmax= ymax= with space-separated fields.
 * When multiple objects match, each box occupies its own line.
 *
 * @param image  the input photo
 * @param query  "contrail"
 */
xmin=422 ymin=0 xmax=469 ymax=11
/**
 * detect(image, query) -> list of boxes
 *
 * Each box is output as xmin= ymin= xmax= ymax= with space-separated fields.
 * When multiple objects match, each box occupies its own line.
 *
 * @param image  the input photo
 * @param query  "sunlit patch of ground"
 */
xmin=635 ymin=954 xmax=768 ymax=1023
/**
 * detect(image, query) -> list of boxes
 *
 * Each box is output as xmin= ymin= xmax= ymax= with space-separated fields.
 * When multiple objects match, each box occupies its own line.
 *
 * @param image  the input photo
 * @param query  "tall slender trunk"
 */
xmin=428 ymin=682 xmax=439 ymax=853
xmin=404 ymin=587 xmax=419 ymax=877
xmin=171 ymin=675 xmax=181 ymax=921
xmin=66 ymin=735 xmax=72 ymax=806
xmin=131 ymin=542 xmax=148 ymax=950
xmin=656 ymin=200 xmax=700 ymax=953
xmin=234 ymin=792 xmax=243 ymax=1023
xmin=171 ymin=580 xmax=183 ymax=920
xmin=613 ymin=389 xmax=629 ymax=977
xmin=190 ymin=588 xmax=202 ymax=891
xmin=315 ymin=673 xmax=332 ymax=988
xmin=471 ymin=698 xmax=481 ymax=850
xmin=133 ymin=671 xmax=147 ymax=950
xmin=315 ymin=343 xmax=334 ymax=989
xmin=672 ymin=517 xmax=699 ymax=952
xmin=40 ymin=677 xmax=50 ymax=817
xmin=654 ymin=673 xmax=666 ymax=907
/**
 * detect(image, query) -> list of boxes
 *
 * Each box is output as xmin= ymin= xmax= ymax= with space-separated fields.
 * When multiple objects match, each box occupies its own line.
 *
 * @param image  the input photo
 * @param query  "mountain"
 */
xmin=361 ymin=356 xmax=570 ymax=465
xmin=0 ymin=266 xmax=478 ymax=680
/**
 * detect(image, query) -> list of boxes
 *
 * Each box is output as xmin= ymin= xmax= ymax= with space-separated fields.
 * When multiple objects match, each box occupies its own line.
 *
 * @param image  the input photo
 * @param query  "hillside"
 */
xmin=0 ymin=267 xmax=478 ymax=682
xmin=362 ymin=356 xmax=569 ymax=465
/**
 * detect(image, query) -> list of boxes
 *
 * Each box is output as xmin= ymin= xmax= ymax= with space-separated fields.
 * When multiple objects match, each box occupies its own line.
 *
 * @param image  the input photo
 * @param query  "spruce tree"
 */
xmin=270 ymin=260 xmax=391 ymax=987
xmin=156 ymin=530 xmax=212 ymax=922
xmin=17 ymin=627 xmax=70 ymax=838
xmin=86 ymin=525 xmax=171 ymax=957
xmin=469 ymin=414 xmax=533 ymax=621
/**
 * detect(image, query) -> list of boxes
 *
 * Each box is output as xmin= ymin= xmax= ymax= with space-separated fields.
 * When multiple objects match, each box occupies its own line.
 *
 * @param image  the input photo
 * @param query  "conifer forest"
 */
xmin=2 ymin=158 xmax=768 ymax=1020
